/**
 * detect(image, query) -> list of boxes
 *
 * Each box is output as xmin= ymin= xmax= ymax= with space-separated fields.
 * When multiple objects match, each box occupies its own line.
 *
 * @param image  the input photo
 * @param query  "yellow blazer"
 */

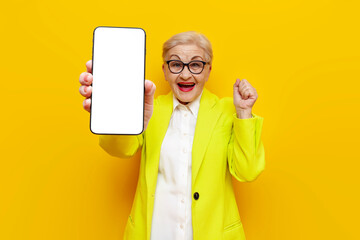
xmin=99 ymin=88 xmax=265 ymax=240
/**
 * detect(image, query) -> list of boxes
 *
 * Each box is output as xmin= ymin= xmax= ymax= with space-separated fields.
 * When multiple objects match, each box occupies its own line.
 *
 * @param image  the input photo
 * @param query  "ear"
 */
xmin=205 ymin=64 xmax=212 ymax=82
xmin=162 ymin=63 xmax=168 ymax=82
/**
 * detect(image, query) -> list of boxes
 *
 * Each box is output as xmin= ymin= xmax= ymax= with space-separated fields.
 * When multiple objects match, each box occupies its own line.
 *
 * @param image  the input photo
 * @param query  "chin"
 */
xmin=180 ymin=95 xmax=197 ymax=104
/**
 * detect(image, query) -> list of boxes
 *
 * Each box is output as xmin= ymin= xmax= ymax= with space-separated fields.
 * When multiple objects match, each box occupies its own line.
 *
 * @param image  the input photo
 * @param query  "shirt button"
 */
xmin=181 ymin=198 xmax=185 ymax=203
xmin=193 ymin=192 xmax=199 ymax=200
xmin=184 ymin=113 xmax=188 ymax=117
xmin=183 ymin=148 xmax=186 ymax=153
xmin=180 ymin=224 xmax=184 ymax=229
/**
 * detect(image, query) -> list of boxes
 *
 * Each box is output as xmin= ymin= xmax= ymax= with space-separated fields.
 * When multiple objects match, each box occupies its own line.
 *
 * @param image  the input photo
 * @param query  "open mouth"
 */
xmin=177 ymin=82 xmax=195 ymax=92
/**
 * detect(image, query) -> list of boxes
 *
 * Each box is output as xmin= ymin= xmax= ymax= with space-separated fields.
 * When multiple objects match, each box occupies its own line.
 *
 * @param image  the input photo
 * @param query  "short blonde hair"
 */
xmin=162 ymin=31 xmax=213 ymax=65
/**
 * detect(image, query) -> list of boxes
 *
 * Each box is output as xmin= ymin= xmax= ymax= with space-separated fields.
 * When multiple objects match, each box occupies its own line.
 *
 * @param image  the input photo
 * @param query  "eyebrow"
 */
xmin=169 ymin=54 xmax=204 ymax=61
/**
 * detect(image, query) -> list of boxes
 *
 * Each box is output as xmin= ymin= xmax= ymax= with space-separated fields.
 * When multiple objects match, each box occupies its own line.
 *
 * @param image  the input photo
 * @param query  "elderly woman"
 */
xmin=79 ymin=31 xmax=265 ymax=240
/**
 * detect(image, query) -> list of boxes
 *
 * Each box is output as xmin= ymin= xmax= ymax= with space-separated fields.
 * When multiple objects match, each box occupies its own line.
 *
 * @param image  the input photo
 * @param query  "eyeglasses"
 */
xmin=166 ymin=60 xmax=207 ymax=74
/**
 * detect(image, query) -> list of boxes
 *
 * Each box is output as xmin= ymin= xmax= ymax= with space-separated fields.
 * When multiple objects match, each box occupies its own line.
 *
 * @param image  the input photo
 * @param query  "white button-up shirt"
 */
xmin=150 ymin=91 xmax=202 ymax=240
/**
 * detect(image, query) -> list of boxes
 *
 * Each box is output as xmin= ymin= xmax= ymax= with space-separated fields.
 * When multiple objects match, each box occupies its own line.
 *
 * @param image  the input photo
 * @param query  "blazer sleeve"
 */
xmin=98 ymin=133 xmax=144 ymax=158
xmin=227 ymin=112 xmax=265 ymax=182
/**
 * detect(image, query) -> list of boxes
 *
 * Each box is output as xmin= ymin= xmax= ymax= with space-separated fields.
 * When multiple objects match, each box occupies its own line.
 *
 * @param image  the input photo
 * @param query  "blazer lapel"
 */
xmin=145 ymin=91 xmax=173 ymax=195
xmin=191 ymin=88 xmax=222 ymax=188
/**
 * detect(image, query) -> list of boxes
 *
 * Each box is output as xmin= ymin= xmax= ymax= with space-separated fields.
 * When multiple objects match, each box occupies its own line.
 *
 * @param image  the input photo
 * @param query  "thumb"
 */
xmin=144 ymin=80 xmax=156 ymax=107
xmin=145 ymin=79 xmax=156 ymax=96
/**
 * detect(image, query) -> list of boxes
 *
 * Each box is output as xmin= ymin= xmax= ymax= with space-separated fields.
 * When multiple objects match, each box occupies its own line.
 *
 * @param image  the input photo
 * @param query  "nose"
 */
xmin=180 ymin=65 xmax=192 ymax=80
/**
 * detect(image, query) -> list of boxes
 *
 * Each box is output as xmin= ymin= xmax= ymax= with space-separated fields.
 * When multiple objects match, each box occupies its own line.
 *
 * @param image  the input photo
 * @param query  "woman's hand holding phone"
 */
xmin=78 ymin=60 xmax=156 ymax=131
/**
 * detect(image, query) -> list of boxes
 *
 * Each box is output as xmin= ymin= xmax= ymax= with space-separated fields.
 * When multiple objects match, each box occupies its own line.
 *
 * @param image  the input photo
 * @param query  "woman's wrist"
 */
xmin=236 ymin=108 xmax=252 ymax=119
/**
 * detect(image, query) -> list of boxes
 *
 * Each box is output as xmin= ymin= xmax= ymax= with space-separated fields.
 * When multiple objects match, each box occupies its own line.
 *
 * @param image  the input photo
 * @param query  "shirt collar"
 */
xmin=173 ymin=90 xmax=203 ymax=118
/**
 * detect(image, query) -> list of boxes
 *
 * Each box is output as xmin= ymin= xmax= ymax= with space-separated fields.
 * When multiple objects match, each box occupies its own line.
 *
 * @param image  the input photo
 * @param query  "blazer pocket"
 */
xmin=223 ymin=219 xmax=246 ymax=240
xmin=224 ymin=219 xmax=242 ymax=232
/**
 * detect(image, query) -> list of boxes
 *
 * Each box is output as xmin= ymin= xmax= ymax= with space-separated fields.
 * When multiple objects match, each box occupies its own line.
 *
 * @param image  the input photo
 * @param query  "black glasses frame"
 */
xmin=166 ymin=60 xmax=207 ymax=74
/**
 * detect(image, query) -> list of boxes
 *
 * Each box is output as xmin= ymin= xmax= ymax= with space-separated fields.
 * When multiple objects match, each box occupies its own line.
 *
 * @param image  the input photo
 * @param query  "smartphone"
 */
xmin=90 ymin=26 xmax=146 ymax=135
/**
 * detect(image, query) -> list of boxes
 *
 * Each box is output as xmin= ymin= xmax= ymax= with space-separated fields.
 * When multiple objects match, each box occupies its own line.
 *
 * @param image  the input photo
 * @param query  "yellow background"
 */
xmin=1 ymin=0 xmax=359 ymax=239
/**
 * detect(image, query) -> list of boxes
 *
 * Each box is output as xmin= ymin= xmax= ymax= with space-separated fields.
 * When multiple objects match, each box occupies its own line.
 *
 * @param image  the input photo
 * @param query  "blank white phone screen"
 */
xmin=90 ymin=27 xmax=145 ymax=135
